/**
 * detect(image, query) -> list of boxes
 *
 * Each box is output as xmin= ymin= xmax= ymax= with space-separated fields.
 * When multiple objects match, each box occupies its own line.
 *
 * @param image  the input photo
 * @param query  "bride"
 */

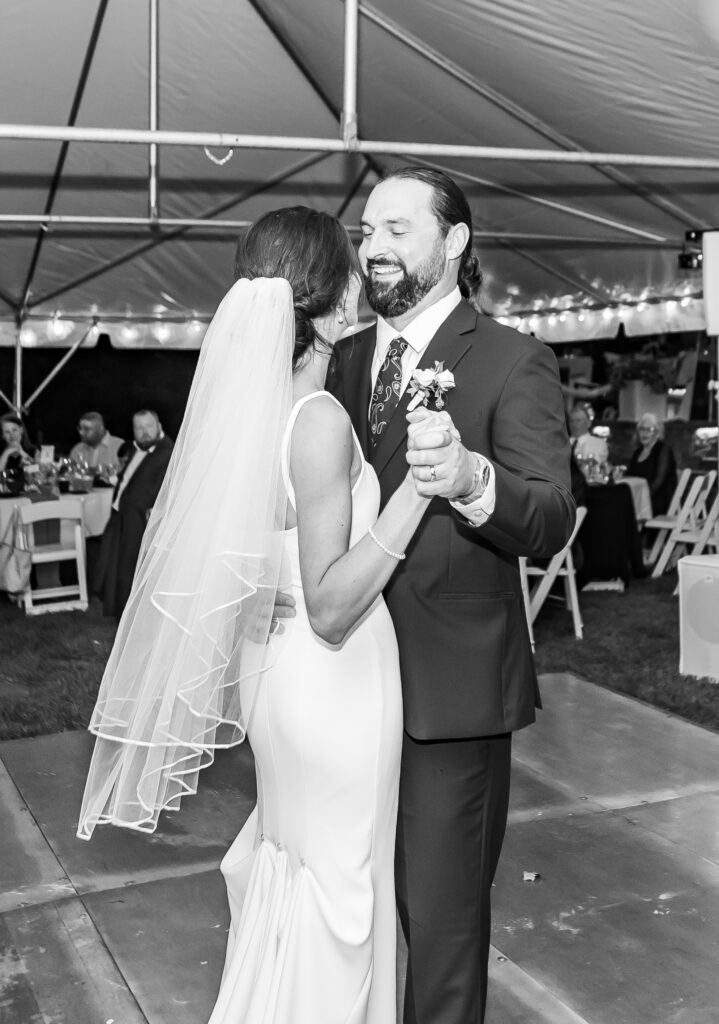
xmin=77 ymin=206 xmax=430 ymax=1023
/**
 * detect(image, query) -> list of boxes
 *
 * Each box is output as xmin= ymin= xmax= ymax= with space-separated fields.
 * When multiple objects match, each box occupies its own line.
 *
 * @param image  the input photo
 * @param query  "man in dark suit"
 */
xmin=97 ymin=409 xmax=173 ymax=620
xmin=329 ymin=167 xmax=575 ymax=1023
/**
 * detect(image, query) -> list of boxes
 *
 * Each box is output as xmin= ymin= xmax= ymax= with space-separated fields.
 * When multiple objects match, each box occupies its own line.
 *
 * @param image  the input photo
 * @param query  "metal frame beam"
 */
xmin=16 ymin=0 xmax=109 ymax=318
xmin=342 ymin=0 xmax=359 ymax=146
xmin=417 ymin=159 xmax=670 ymax=242
xmin=336 ymin=164 xmax=371 ymax=218
xmin=23 ymin=321 xmax=97 ymax=410
xmin=0 ymin=214 xmax=681 ymax=248
xmin=3 ymin=123 xmax=719 ymax=170
xmin=148 ymin=0 xmax=160 ymax=220
xmin=27 ymin=152 xmax=331 ymax=308
xmin=245 ymin=0 xmax=384 ymax=181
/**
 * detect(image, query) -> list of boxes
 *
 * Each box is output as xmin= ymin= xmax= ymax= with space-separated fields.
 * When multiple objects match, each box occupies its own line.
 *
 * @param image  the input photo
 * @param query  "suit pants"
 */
xmin=395 ymin=730 xmax=512 ymax=1024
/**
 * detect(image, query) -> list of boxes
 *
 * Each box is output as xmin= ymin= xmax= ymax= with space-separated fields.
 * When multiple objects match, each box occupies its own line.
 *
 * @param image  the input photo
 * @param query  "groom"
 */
xmin=328 ymin=166 xmax=574 ymax=1024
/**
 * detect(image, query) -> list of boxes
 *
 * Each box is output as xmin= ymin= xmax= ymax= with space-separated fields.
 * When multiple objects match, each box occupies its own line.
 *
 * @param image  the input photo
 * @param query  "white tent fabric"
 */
xmin=1 ymin=0 xmax=718 ymax=352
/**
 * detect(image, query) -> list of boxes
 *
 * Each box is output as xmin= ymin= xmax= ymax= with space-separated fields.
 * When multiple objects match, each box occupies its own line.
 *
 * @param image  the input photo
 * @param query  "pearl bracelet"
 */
xmin=368 ymin=525 xmax=406 ymax=560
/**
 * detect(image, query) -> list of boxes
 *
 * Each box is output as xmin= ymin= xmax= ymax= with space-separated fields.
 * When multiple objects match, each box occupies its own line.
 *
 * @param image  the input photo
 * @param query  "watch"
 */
xmin=457 ymin=453 xmax=491 ymax=505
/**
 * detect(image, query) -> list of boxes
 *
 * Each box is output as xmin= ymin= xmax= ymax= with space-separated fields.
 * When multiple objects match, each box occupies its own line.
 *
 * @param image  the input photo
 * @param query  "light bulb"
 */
xmin=19 ymin=326 xmax=37 ymax=346
xmin=121 ymin=323 xmax=140 ymax=343
xmin=49 ymin=315 xmax=72 ymax=340
xmin=152 ymin=322 xmax=171 ymax=343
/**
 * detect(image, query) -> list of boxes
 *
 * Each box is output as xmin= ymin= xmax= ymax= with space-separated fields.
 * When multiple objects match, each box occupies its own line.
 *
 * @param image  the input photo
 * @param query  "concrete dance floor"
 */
xmin=2 ymin=672 xmax=719 ymax=1024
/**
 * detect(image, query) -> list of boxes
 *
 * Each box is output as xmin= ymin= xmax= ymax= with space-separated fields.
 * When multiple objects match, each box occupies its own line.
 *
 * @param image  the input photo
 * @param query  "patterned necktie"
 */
xmin=369 ymin=336 xmax=409 ymax=447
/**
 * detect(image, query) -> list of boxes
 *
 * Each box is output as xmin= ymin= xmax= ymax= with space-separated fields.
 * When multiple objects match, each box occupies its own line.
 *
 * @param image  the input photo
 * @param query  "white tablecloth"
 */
xmin=619 ymin=476 xmax=653 ymax=522
xmin=0 ymin=489 xmax=113 ymax=541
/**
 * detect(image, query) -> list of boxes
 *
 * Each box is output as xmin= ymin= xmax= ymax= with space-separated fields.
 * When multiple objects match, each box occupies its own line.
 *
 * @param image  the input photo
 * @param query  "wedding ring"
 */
xmin=429 ymin=466 xmax=437 ymax=482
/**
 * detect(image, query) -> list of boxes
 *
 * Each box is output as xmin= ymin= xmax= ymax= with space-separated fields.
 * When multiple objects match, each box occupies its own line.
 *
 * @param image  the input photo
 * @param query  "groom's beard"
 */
xmin=364 ymin=238 xmax=445 ymax=318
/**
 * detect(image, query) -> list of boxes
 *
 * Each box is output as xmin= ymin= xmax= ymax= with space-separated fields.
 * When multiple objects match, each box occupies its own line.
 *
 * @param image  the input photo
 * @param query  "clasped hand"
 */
xmin=405 ymin=407 xmax=475 ymax=500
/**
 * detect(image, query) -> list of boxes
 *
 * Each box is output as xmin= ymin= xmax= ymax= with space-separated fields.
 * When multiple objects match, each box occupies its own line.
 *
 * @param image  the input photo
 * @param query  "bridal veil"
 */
xmin=77 ymin=278 xmax=293 ymax=838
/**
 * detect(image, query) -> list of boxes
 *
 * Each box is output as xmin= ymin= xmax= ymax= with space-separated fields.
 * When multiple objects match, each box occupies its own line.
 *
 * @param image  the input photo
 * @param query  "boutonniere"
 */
xmin=407 ymin=362 xmax=456 ymax=411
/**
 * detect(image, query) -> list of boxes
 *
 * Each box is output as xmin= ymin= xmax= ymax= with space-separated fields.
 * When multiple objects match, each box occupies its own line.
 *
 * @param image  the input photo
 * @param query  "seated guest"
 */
xmin=568 ymin=403 xmax=608 ymax=462
xmin=70 ymin=411 xmax=124 ymax=471
xmin=0 ymin=413 xmax=34 ymax=491
xmin=627 ymin=413 xmax=677 ymax=516
xmin=96 ymin=409 xmax=173 ymax=619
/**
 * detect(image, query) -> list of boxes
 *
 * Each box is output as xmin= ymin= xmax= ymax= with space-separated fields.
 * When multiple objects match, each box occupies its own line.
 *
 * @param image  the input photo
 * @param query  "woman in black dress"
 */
xmin=627 ymin=413 xmax=677 ymax=515
xmin=0 ymin=413 xmax=34 ymax=492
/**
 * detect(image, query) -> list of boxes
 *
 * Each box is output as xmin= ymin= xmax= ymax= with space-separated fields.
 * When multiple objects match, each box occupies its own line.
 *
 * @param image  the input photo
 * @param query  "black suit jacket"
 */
xmin=330 ymin=301 xmax=575 ymax=740
xmin=99 ymin=435 xmax=174 ymax=617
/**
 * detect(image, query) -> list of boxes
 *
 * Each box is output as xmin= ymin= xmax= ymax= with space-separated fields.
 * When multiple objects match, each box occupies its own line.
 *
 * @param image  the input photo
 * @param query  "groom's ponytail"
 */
xmin=382 ymin=166 xmax=483 ymax=302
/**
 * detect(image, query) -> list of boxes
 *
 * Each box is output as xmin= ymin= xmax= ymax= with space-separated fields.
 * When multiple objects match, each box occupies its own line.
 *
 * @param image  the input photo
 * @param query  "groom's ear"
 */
xmin=445 ymin=222 xmax=471 ymax=261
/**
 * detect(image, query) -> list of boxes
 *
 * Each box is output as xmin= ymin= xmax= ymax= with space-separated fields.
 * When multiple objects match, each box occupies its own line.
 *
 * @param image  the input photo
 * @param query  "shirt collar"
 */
xmin=375 ymin=287 xmax=462 ymax=356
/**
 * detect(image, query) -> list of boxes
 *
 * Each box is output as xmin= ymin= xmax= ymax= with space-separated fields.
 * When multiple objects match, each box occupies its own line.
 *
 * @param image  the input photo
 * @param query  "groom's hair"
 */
xmin=382 ymin=166 xmax=482 ymax=300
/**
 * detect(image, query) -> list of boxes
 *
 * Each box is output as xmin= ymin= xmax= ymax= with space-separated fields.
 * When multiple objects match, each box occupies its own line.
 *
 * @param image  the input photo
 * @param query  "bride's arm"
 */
xmin=292 ymin=396 xmax=428 ymax=645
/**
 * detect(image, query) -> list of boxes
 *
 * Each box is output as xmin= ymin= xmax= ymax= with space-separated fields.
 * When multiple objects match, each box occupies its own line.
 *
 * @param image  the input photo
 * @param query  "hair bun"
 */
xmin=293 ymin=297 xmax=317 ymax=366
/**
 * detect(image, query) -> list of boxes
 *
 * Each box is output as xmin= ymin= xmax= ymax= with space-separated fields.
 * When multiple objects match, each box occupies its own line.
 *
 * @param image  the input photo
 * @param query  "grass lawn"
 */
xmin=1 ymin=575 xmax=719 ymax=741
xmin=533 ymin=573 xmax=719 ymax=731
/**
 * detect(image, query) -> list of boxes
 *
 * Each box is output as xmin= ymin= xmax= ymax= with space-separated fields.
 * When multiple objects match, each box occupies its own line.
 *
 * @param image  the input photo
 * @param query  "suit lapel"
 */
xmin=339 ymin=326 xmax=375 ymax=457
xmin=371 ymin=302 xmax=478 ymax=478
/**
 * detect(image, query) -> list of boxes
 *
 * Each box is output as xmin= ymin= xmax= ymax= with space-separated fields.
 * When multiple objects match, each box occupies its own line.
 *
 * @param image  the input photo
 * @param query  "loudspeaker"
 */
xmin=679 ymin=554 xmax=719 ymax=680
xmin=702 ymin=230 xmax=719 ymax=337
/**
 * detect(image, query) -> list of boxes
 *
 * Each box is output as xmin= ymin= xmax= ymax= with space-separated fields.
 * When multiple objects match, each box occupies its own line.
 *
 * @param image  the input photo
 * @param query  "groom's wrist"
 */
xmin=456 ymin=452 xmax=491 ymax=505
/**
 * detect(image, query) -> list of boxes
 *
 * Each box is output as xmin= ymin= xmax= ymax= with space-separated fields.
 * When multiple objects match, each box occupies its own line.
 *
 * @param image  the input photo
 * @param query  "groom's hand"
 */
xmin=406 ymin=408 xmax=475 ymax=500
xmin=268 ymin=589 xmax=296 ymax=639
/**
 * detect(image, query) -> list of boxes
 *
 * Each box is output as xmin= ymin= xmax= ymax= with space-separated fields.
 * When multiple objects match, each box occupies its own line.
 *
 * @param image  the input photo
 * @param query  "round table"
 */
xmin=578 ymin=483 xmax=648 ymax=586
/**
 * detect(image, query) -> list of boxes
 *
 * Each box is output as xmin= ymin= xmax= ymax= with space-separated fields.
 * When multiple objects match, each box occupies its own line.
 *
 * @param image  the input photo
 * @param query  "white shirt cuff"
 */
xmin=450 ymin=454 xmax=496 ymax=527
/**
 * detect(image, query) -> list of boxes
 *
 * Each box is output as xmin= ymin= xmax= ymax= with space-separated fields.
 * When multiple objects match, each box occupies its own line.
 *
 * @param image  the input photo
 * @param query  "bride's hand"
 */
xmin=406 ymin=408 xmax=474 ymax=499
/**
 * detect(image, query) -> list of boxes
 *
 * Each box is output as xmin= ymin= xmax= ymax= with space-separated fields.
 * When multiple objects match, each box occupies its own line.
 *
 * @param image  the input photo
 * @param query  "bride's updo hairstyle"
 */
xmin=235 ymin=206 xmax=360 ymax=370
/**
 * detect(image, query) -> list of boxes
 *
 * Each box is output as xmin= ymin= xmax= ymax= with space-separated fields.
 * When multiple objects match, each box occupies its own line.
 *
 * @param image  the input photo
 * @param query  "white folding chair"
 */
xmin=18 ymin=498 xmax=88 ymax=614
xmin=651 ymin=472 xmax=716 ymax=577
xmin=644 ymin=467 xmax=692 ymax=566
xmin=518 ymin=556 xmax=535 ymax=653
xmin=520 ymin=506 xmax=588 ymax=642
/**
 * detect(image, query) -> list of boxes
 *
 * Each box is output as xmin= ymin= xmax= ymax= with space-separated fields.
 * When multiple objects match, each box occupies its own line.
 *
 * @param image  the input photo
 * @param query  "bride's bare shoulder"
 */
xmin=292 ymin=393 xmax=352 ymax=447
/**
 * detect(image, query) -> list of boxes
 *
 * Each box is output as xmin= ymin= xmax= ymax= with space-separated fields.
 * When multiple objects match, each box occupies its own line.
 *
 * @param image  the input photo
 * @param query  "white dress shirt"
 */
xmin=371 ymin=288 xmax=495 ymax=527
xmin=112 ymin=440 xmax=161 ymax=511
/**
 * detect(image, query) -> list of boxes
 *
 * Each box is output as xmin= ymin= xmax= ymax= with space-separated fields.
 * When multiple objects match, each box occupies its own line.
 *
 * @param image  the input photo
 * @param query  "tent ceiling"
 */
xmin=1 ymin=0 xmax=718 ymax=346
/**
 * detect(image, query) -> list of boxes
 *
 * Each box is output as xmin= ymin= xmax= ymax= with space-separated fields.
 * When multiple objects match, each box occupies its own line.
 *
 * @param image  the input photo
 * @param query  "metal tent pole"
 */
xmin=149 ymin=0 xmax=160 ymax=221
xmin=23 ymin=322 xmax=97 ymax=410
xmin=3 ymin=123 xmax=719 ymax=169
xmin=13 ymin=321 xmax=22 ymax=412
xmin=342 ymin=0 xmax=359 ymax=146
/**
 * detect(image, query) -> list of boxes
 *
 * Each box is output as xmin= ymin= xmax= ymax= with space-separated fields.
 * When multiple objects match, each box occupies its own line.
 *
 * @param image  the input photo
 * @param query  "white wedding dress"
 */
xmin=207 ymin=391 xmax=403 ymax=1024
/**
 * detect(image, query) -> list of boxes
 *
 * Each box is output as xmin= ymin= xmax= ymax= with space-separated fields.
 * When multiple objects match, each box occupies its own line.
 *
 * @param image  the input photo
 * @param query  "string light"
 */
xmin=120 ymin=323 xmax=140 ymax=343
xmin=152 ymin=322 xmax=172 ymax=344
xmin=48 ymin=314 xmax=73 ymax=340
xmin=19 ymin=326 xmax=37 ymax=346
